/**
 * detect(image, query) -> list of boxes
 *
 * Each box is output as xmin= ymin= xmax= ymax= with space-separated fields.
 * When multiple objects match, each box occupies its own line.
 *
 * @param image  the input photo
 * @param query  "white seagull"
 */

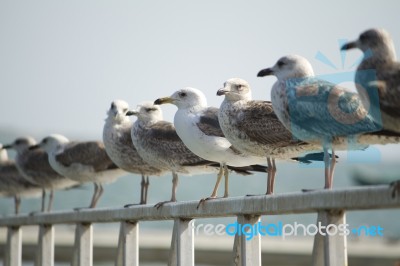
xmin=103 ymin=100 xmax=166 ymax=205
xmin=257 ymin=55 xmax=399 ymax=189
xmin=33 ymin=134 xmax=126 ymax=209
xmin=3 ymin=137 xmax=77 ymax=212
xmin=217 ymin=78 xmax=328 ymax=194
xmin=154 ymin=88 xmax=268 ymax=203
xmin=341 ymin=28 xmax=400 ymax=133
xmin=0 ymin=144 xmax=41 ymax=214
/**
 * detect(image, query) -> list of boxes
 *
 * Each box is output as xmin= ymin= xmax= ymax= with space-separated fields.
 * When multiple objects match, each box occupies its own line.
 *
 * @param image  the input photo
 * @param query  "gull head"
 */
xmin=3 ymin=137 xmax=37 ymax=154
xmin=217 ymin=78 xmax=252 ymax=102
xmin=33 ymin=134 xmax=70 ymax=153
xmin=257 ymin=55 xmax=315 ymax=81
xmin=127 ymin=101 xmax=163 ymax=123
xmin=341 ymin=28 xmax=396 ymax=58
xmin=107 ymin=100 xmax=131 ymax=123
xmin=155 ymin=87 xmax=207 ymax=110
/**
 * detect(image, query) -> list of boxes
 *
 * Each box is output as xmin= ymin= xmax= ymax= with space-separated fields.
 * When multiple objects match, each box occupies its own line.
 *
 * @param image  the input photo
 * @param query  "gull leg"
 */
xmin=41 ymin=190 xmax=46 ymax=212
xmin=140 ymin=175 xmax=146 ymax=204
xmin=144 ymin=176 xmax=150 ymax=204
xmin=14 ymin=196 xmax=21 ymax=215
xmin=223 ymin=163 xmax=229 ymax=198
xmin=270 ymin=159 xmax=277 ymax=194
xmin=197 ymin=163 xmax=224 ymax=209
xmin=47 ymin=190 xmax=54 ymax=212
xmin=155 ymin=172 xmax=178 ymax=209
xmin=89 ymin=183 xmax=99 ymax=208
xmin=30 ymin=189 xmax=45 ymax=215
xmin=266 ymin=158 xmax=273 ymax=195
xmin=329 ymin=149 xmax=336 ymax=189
xmin=91 ymin=184 xmax=104 ymax=208
xmin=171 ymin=172 xmax=178 ymax=202
xmin=323 ymin=147 xmax=331 ymax=189
xmin=124 ymin=175 xmax=148 ymax=208
xmin=74 ymin=183 xmax=99 ymax=211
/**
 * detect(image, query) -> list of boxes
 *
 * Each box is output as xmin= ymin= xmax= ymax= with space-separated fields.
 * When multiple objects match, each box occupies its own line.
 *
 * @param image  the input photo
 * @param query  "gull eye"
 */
xmin=277 ymin=60 xmax=285 ymax=67
xmin=179 ymin=92 xmax=187 ymax=98
xmin=145 ymin=108 xmax=156 ymax=112
xmin=122 ymin=108 xmax=128 ymax=113
xmin=111 ymin=103 xmax=116 ymax=109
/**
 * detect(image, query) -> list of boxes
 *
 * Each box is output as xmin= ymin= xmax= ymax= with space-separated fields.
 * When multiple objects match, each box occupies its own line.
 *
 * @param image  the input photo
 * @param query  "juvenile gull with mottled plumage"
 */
xmin=0 ymin=144 xmax=41 ymax=214
xmin=342 ymin=28 xmax=400 ymax=133
xmin=103 ymin=100 xmax=166 ymax=205
xmin=217 ymin=78 xmax=327 ymax=194
xmin=3 ymin=137 xmax=77 ymax=212
xmin=154 ymin=88 xmax=267 ymax=204
xmin=33 ymin=134 xmax=126 ymax=209
xmin=127 ymin=102 xmax=223 ymax=208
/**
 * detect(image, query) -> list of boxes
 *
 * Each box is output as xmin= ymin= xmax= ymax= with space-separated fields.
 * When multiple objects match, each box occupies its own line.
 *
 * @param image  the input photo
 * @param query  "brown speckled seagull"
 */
xmin=341 ymin=28 xmax=400 ymax=133
xmin=103 ymin=100 xmax=166 ymax=205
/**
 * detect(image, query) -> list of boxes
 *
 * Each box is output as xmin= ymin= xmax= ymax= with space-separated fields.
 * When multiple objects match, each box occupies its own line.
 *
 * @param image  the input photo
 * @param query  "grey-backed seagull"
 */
xmin=32 ymin=134 xmax=126 ymax=209
xmin=154 ymin=88 xmax=267 ymax=204
xmin=127 ymin=102 xmax=256 ymax=208
xmin=103 ymin=100 xmax=166 ymax=205
xmin=0 ymin=144 xmax=41 ymax=214
xmin=257 ymin=55 xmax=400 ymax=189
xmin=3 ymin=137 xmax=77 ymax=212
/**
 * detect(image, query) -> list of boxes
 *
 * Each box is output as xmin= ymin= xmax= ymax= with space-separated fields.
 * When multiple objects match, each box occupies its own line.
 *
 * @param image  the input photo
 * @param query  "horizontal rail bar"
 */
xmin=0 ymin=185 xmax=398 ymax=226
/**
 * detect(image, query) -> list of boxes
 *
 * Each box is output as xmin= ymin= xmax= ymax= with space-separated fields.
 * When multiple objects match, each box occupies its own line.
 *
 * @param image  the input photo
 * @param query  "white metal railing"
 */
xmin=0 ymin=185 xmax=399 ymax=266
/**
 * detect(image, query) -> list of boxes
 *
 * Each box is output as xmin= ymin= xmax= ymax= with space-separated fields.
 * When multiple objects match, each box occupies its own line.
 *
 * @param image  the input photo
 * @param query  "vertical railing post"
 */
xmin=72 ymin=223 xmax=93 ymax=266
xmin=168 ymin=218 xmax=194 ymax=266
xmin=231 ymin=215 xmax=261 ymax=266
xmin=34 ymin=224 xmax=54 ymax=266
xmin=115 ymin=221 xmax=139 ymax=266
xmin=4 ymin=226 xmax=22 ymax=266
xmin=312 ymin=210 xmax=348 ymax=266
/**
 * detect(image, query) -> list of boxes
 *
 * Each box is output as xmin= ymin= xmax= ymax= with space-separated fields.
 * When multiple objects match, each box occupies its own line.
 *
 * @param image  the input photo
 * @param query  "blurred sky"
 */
xmin=1 ymin=0 xmax=400 ymax=160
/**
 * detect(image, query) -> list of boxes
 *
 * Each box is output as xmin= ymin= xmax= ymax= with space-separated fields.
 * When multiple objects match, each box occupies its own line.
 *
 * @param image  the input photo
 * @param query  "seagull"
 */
xmin=3 ymin=137 xmax=77 ymax=212
xmin=127 ymin=102 xmax=254 ymax=208
xmin=0 ymin=144 xmax=41 ymax=214
xmin=103 ymin=100 xmax=166 ymax=205
xmin=257 ymin=55 xmax=385 ymax=189
xmin=216 ymin=78 xmax=330 ymax=194
xmin=32 ymin=134 xmax=126 ymax=209
xmin=341 ymin=28 xmax=400 ymax=133
xmin=154 ymin=88 xmax=268 ymax=203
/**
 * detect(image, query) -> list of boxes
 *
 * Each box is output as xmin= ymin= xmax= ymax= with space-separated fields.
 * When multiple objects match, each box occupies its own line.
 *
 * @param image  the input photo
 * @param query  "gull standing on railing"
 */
xmin=0 ymin=144 xmax=41 ymax=214
xmin=103 ymin=100 xmax=166 ymax=205
xmin=154 ymin=88 xmax=267 ymax=205
xmin=256 ymin=55 xmax=400 ymax=189
xmin=217 ymin=78 xmax=329 ymax=194
xmin=32 ymin=134 xmax=126 ymax=209
xmin=341 ymin=28 xmax=400 ymax=133
xmin=3 ymin=137 xmax=77 ymax=212
xmin=127 ymin=102 xmax=222 ymax=208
